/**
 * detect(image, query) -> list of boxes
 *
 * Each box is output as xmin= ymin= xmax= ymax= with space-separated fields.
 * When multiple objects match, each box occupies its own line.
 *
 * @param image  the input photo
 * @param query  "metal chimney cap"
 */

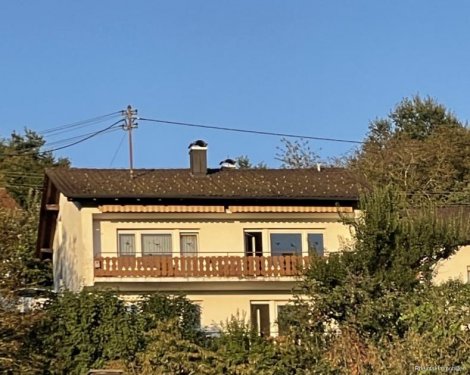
xmin=188 ymin=140 xmax=208 ymax=149
xmin=220 ymin=158 xmax=237 ymax=169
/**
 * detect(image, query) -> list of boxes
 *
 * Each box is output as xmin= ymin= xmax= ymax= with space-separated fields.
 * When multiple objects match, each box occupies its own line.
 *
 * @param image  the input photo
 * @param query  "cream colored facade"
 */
xmin=433 ymin=245 xmax=470 ymax=284
xmin=51 ymin=192 xmax=470 ymax=333
xmin=52 ymin=192 xmax=356 ymax=333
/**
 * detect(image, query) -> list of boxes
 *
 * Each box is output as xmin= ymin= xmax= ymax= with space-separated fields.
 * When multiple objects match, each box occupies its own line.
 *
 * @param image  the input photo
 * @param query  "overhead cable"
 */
xmin=139 ymin=117 xmax=363 ymax=145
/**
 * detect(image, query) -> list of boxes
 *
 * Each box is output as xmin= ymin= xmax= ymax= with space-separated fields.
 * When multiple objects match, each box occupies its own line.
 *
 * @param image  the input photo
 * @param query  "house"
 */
xmin=36 ymin=141 xmax=360 ymax=335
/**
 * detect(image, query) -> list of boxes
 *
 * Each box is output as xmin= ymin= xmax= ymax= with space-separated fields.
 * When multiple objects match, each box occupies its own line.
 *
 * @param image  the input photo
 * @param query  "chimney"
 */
xmin=188 ymin=140 xmax=208 ymax=176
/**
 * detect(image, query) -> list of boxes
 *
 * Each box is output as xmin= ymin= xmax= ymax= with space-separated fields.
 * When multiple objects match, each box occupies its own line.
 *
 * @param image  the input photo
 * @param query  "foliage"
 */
xmin=280 ymin=186 xmax=470 ymax=373
xmin=35 ymin=290 xmax=144 ymax=374
xmin=324 ymin=282 xmax=470 ymax=374
xmin=341 ymin=186 xmax=470 ymax=288
xmin=0 ymin=129 xmax=69 ymax=207
xmin=289 ymin=187 xmax=470 ymax=342
xmin=0 ymin=193 xmax=51 ymax=292
xmin=130 ymin=320 xmax=220 ymax=375
xmin=275 ymin=138 xmax=320 ymax=168
xmin=0 ymin=294 xmax=45 ymax=374
xmin=235 ymin=155 xmax=267 ymax=169
xmin=350 ymin=95 xmax=470 ymax=203
xmin=140 ymin=293 xmax=202 ymax=341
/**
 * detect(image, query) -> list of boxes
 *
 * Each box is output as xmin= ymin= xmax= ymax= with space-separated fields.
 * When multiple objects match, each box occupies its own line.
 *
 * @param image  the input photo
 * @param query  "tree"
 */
xmin=275 ymin=138 xmax=320 ymax=169
xmin=286 ymin=186 xmax=469 ymax=337
xmin=0 ymin=193 xmax=51 ymax=292
xmin=350 ymin=96 xmax=470 ymax=203
xmin=35 ymin=290 xmax=144 ymax=374
xmin=0 ymin=129 xmax=69 ymax=208
xmin=234 ymin=155 xmax=267 ymax=169
xmin=140 ymin=293 xmax=202 ymax=342
xmin=0 ymin=295 xmax=45 ymax=374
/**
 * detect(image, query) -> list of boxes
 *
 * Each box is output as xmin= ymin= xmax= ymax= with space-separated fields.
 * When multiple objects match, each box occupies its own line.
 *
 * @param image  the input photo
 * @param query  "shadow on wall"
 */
xmin=54 ymin=230 xmax=83 ymax=291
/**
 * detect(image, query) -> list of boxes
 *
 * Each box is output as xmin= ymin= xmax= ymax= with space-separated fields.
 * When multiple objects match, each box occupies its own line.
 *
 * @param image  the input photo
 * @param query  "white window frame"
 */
xmin=250 ymin=300 xmax=290 ymax=337
xmin=179 ymin=232 xmax=199 ymax=256
xmin=141 ymin=233 xmax=173 ymax=256
xmin=116 ymin=229 xmax=197 ymax=257
xmin=266 ymin=229 xmax=325 ymax=256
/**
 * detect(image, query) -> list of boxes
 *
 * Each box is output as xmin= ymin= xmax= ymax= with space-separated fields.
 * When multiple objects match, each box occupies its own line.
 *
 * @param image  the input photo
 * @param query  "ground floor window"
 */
xmin=250 ymin=303 xmax=271 ymax=337
xmin=250 ymin=300 xmax=291 ymax=337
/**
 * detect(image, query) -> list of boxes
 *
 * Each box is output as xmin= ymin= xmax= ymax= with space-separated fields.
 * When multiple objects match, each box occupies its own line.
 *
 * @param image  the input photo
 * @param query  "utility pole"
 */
xmin=122 ymin=105 xmax=138 ymax=178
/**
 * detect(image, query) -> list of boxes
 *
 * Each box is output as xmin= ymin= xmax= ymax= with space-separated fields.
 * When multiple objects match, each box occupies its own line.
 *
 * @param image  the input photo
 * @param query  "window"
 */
xmin=251 ymin=303 xmax=270 ymax=337
xmin=244 ymin=231 xmax=263 ymax=257
xmin=141 ymin=234 xmax=172 ymax=255
xmin=270 ymin=233 xmax=302 ymax=256
xmin=180 ymin=233 xmax=198 ymax=256
xmin=277 ymin=304 xmax=295 ymax=336
xmin=307 ymin=233 xmax=324 ymax=256
xmin=118 ymin=234 xmax=135 ymax=256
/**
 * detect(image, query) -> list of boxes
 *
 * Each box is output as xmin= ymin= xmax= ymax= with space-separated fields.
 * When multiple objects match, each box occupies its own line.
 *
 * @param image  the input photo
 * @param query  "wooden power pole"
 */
xmin=122 ymin=105 xmax=138 ymax=178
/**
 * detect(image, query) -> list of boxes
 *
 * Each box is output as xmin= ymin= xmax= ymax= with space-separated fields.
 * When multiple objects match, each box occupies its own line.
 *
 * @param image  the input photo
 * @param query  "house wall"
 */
xmin=93 ymin=211 xmax=354 ymax=257
xmin=52 ymin=201 xmax=470 ymax=334
xmin=121 ymin=290 xmax=295 ymax=335
xmin=52 ymin=194 xmax=100 ymax=291
xmin=89 ymin=210 xmax=354 ymax=332
xmin=433 ymin=245 xmax=470 ymax=284
xmin=188 ymin=291 xmax=294 ymax=335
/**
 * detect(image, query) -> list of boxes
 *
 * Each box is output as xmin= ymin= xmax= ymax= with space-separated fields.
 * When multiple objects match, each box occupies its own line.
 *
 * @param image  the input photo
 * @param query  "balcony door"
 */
xmin=244 ymin=232 xmax=263 ymax=257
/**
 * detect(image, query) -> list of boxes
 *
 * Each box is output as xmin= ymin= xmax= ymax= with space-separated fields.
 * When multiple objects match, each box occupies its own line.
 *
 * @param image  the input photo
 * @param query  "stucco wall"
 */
xmin=52 ymin=194 xmax=100 ymax=291
xmin=122 ymin=291 xmax=295 ymax=335
xmin=93 ymin=211 xmax=354 ymax=257
xmin=433 ymin=245 xmax=470 ymax=284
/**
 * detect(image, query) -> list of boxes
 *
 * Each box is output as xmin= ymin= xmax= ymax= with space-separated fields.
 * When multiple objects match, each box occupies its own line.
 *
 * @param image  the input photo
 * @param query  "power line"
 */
xmin=1 ymin=119 xmax=124 ymax=157
xmin=44 ymin=127 xmax=122 ymax=147
xmin=109 ymin=132 xmax=126 ymax=167
xmin=138 ymin=117 xmax=364 ymax=145
xmin=45 ymin=119 xmax=124 ymax=153
xmin=40 ymin=111 xmax=122 ymax=135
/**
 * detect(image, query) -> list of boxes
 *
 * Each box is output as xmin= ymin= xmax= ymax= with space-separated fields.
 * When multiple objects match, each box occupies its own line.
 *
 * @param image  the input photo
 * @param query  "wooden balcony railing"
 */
xmin=94 ymin=255 xmax=310 ymax=278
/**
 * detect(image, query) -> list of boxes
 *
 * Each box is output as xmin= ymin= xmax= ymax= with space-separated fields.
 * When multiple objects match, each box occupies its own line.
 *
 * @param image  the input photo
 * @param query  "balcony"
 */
xmin=94 ymin=255 xmax=310 ymax=278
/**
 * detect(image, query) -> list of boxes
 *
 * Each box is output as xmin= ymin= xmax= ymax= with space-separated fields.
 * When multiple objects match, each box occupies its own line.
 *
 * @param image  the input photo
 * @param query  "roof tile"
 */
xmin=46 ymin=167 xmax=359 ymax=200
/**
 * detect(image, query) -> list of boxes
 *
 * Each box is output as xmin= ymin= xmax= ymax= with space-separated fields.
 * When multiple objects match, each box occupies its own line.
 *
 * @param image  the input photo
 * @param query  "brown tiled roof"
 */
xmin=0 ymin=188 xmax=19 ymax=209
xmin=45 ymin=167 xmax=359 ymax=201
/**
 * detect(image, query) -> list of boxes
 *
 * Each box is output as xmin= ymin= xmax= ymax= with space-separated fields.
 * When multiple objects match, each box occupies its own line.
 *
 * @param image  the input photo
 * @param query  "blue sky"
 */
xmin=1 ymin=1 xmax=470 ymax=169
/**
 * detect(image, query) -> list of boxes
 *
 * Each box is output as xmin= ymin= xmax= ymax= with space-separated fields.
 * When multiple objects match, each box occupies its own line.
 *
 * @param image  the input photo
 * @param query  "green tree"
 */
xmin=281 ymin=186 xmax=470 ymax=370
xmin=140 ymin=293 xmax=202 ymax=341
xmin=235 ymin=155 xmax=267 ymax=169
xmin=0 ymin=295 xmax=45 ymax=374
xmin=35 ymin=290 xmax=144 ymax=374
xmin=0 ymin=193 xmax=51 ymax=292
xmin=350 ymin=96 xmax=470 ymax=203
xmin=0 ymin=129 xmax=69 ymax=207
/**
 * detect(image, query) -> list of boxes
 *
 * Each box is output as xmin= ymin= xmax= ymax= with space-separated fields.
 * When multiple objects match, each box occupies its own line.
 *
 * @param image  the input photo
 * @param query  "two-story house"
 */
xmin=37 ymin=141 xmax=359 ymax=335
